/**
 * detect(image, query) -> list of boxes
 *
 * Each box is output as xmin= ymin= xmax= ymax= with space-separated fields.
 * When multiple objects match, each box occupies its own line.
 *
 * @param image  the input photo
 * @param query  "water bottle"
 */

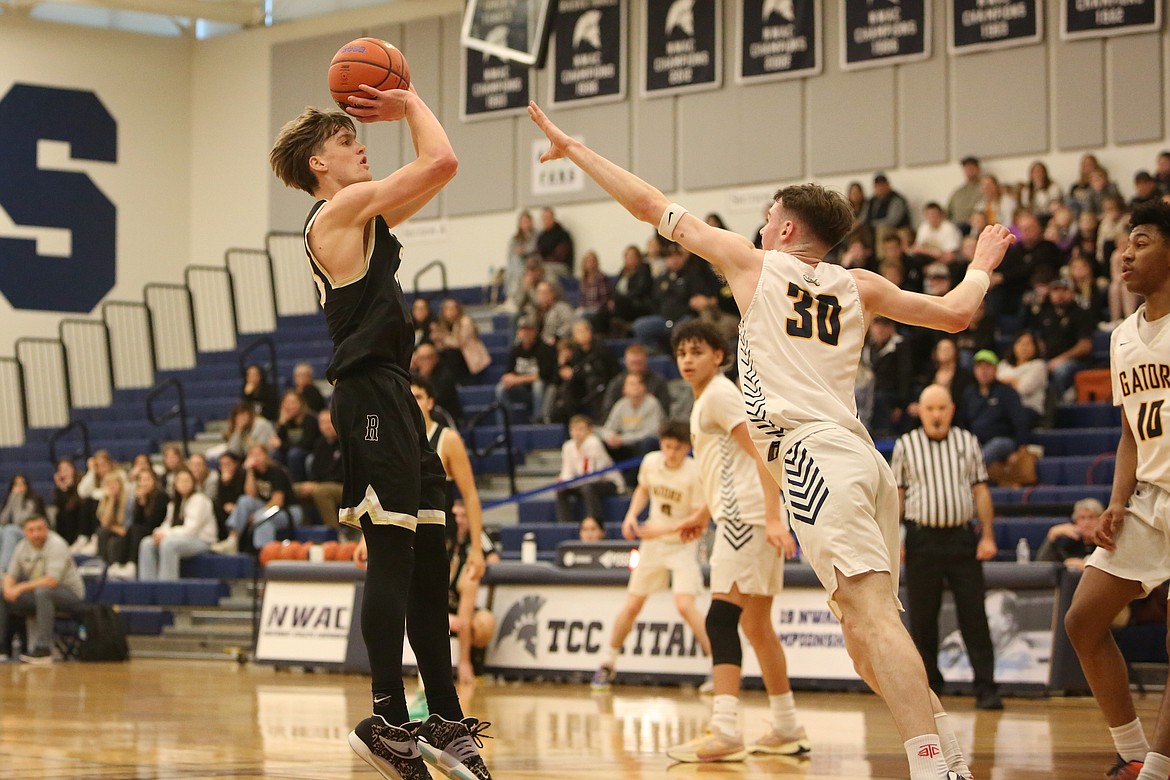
xmin=520 ymin=532 xmax=537 ymax=564
xmin=1015 ymin=537 xmax=1031 ymax=564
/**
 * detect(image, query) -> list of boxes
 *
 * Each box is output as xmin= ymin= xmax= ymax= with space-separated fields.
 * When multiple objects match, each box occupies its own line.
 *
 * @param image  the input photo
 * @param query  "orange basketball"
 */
xmin=321 ymin=541 xmax=339 ymax=561
xmin=259 ymin=541 xmax=282 ymax=567
xmin=336 ymin=541 xmax=358 ymax=563
xmin=328 ymin=37 xmax=410 ymax=110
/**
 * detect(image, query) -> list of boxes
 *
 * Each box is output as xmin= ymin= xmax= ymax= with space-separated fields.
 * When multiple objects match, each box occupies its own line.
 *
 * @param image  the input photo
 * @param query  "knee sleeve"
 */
xmin=706 ymin=599 xmax=743 ymax=668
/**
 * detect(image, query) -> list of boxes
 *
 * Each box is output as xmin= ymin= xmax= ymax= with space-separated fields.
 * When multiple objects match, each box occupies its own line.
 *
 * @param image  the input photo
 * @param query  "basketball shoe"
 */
xmin=416 ymin=713 xmax=493 ymax=780
xmin=1105 ymin=754 xmax=1143 ymax=779
xmin=348 ymin=715 xmax=430 ymax=780
xmin=750 ymin=725 xmax=811 ymax=756
xmin=667 ymin=727 xmax=748 ymax=763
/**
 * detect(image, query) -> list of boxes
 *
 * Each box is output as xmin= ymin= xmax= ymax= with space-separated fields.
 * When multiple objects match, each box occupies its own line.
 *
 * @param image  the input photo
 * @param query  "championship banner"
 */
xmin=841 ymin=0 xmax=929 ymax=70
xmin=737 ymin=0 xmax=821 ymax=83
xmin=949 ymin=0 xmax=1042 ymax=55
xmin=1060 ymin=0 xmax=1161 ymax=40
xmin=551 ymin=0 xmax=626 ymax=106
xmin=462 ymin=45 xmax=532 ymax=121
xmin=642 ymin=0 xmax=722 ymax=97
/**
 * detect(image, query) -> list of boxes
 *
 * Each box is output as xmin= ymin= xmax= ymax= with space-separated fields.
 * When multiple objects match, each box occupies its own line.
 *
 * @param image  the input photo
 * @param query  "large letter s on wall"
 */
xmin=0 ymin=84 xmax=117 ymax=313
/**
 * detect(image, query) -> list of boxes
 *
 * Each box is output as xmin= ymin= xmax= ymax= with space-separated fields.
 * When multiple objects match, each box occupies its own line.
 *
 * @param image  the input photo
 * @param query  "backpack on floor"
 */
xmin=77 ymin=604 xmax=130 ymax=662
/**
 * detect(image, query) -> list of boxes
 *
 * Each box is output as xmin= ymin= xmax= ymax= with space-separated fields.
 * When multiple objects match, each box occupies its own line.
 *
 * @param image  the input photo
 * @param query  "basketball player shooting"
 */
xmin=529 ymin=100 xmax=1014 ymax=780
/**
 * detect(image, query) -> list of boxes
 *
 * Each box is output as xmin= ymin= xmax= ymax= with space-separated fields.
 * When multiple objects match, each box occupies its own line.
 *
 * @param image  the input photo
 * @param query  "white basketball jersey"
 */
xmin=1111 ymin=305 xmax=1170 ymax=491
xmin=690 ymin=373 xmax=767 ymax=525
xmin=638 ymin=451 xmax=701 ymax=543
xmin=738 ymin=250 xmax=870 ymax=456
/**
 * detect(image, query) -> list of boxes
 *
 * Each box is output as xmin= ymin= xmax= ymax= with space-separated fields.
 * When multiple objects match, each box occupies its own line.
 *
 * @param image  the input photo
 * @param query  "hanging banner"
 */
xmin=1060 ymin=0 xmax=1161 ymax=40
xmin=841 ymin=0 xmax=929 ymax=70
xmin=550 ymin=0 xmax=626 ymax=106
xmin=737 ymin=0 xmax=821 ymax=83
xmin=950 ymin=0 xmax=1043 ymax=54
xmin=462 ymin=44 xmax=532 ymax=121
xmin=642 ymin=0 xmax=722 ymax=97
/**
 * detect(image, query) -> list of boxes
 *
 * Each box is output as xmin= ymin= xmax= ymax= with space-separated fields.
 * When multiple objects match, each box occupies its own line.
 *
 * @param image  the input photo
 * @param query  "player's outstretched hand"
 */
xmin=353 ymin=536 xmax=368 ymax=570
xmin=969 ymin=223 xmax=1016 ymax=274
xmin=528 ymin=102 xmax=575 ymax=163
xmin=344 ymin=83 xmax=414 ymax=124
xmin=1093 ymin=504 xmax=1124 ymax=551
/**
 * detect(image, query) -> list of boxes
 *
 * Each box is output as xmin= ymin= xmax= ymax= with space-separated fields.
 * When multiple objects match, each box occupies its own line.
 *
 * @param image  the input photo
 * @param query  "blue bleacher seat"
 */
xmin=180 ymin=553 xmax=254 ymax=580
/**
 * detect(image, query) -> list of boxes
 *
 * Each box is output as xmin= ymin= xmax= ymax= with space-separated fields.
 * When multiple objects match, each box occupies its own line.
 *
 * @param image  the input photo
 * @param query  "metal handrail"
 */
xmin=146 ymin=377 xmax=191 ymax=458
xmin=48 ymin=420 xmax=91 ymax=465
xmin=239 ymin=335 xmax=278 ymax=387
xmin=412 ymin=259 xmax=448 ymax=298
xmin=464 ymin=401 xmax=517 ymax=497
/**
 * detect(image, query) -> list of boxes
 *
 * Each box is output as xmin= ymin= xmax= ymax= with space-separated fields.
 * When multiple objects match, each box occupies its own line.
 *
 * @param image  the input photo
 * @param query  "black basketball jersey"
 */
xmin=303 ymin=200 xmax=413 ymax=382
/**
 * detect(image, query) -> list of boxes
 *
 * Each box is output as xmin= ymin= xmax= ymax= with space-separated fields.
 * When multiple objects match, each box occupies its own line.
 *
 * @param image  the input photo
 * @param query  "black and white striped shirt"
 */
xmin=890 ymin=427 xmax=987 ymax=528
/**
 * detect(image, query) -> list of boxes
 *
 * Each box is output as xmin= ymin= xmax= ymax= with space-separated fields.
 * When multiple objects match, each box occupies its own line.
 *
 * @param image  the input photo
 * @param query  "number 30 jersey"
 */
xmin=1111 ymin=304 xmax=1170 ymax=492
xmin=737 ymin=250 xmax=870 ymax=451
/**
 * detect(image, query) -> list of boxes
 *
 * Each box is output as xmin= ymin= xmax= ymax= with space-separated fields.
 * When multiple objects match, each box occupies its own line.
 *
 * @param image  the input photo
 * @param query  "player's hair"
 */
xmin=671 ymin=319 xmax=729 ymax=359
xmin=658 ymin=420 xmax=690 ymax=443
xmin=410 ymin=375 xmax=437 ymax=400
xmin=773 ymin=183 xmax=856 ymax=250
xmin=1130 ymin=201 xmax=1170 ymax=242
xmin=270 ymin=107 xmax=356 ymax=194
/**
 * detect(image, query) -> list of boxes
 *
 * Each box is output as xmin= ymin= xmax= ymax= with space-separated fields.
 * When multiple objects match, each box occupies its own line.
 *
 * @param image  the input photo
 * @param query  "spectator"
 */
xmin=431 ymin=297 xmax=491 ymax=380
xmin=1130 ymin=171 xmax=1162 ymax=210
xmin=578 ymin=515 xmax=607 ymax=542
xmin=1097 ymin=195 xmax=1126 ymax=266
xmin=879 ymin=232 xmax=927 ymax=293
xmin=633 ymin=242 xmax=713 ymax=352
xmin=991 ymin=211 xmax=1062 ymax=317
xmin=1020 ymin=161 xmax=1063 ymax=217
xmin=598 ymin=373 xmax=666 ymax=465
xmin=1107 ymin=230 xmax=1141 ymax=325
xmin=412 ymin=297 xmax=435 ymax=348
xmin=505 ymin=210 xmax=537 ymax=310
xmin=241 ymin=363 xmax=279 ymax=422
xmin=556 ymin=415 xmax=625 ymax=525
xmin=410 ymin=342 xmax=463 ymax=422
xmin=545 ymin=339 xmax=577 ymax=424
xmin=138 ymin=468 xmax=217 ymax=581
xmin=577 ymin=249 xmax=613 ymax=333
xmin=1044 ymin=203 xmax=1078 ymax=254
xmin=947 ymin=156 xmax=983 ymax=227
xmin=953 ymin=301 xmax=997 ymax=368
xmin=213 ymin=444 xmax=294 ymax=554
xmin=213 ymin=451 xmax=245 ymax=542
xmin=996 ymin=332 xmax=1048 ymax=427
xmin=610 ymin=244 xmax=655 ymax=336
xmin=923 ymin=261 xmax=955 ymax=297
xmin=93 ymin=472 xmax=131 ymax=569
xmin=975 ymin=174 xmax=1018 ymax=226
xmin=1066 ymin=152 xmax=1101 ymax=212
xmin=291 ymin=361 xmax=326 ymax=413
xmin=128 ymin=452 xmax=158 ymax=485
xmin=1072 ymin=166 xmax=1121 ymax=217
xmin=77 ymin=449 xmax=130 ymax=507
xmin=528 ymin=279 xmax=576 ymax=346
xmin=294 ymin=409 xmax=347 ymax=535
xmin=216 ymin=402 xmax=277 ymax=460
xmin=959 ymin=350 xmax=1031 ymax=467
xmin=535 ymin=206 xmax=574 ymax=276
xmin=846 ymin=181 xmax=867 ymax=222
xmin=270 ymin=389 xmax=320 ymax=482
xmin=109 ymin=469 xmax=169 ymax=580
xmin=0 ymin=475 xmax=45 ymax=571
xmin=160 ymin=444 xmax=184 ymax=497
xmin=447 ymin=499 xmax=499 ymax=682
xmin=0 ymin=515 xmax=85 ymax=664
xmin=49 ymin=459 xmax=84 ymax=547
xmin=1025 ymin=277 xmax=1095 ymax=401
xmin=187 ymin=452 xmax=219 ymax=502
xmin=860 ymin=173 xmax=911 ymax=233
xmin=495 ymin=315 xmax=557 ymax=424
xmin=601 ymin=342 xmax=672 ymax=421
xmin=862 ymin=316 xmax=914 ymax=436
xmin=838 ymin=226 xmax=878 ymax=271
xmin=1156 ymin=150 xmax=1170 ymax=196
xmin=548 ymin=319 xmax=621 ymax=423
xmin=913 ymin=202 xmax=962 ymax=262
xmin=1072 ymin=209 xmax=1101 ymax=269
xmin=1067 ymin=250 xmax=1109 ymax=325
xmin=1036 ymin=498 xmax=1102 ymax=569
xmin=911 ymin=338 xmax=973 ymax=421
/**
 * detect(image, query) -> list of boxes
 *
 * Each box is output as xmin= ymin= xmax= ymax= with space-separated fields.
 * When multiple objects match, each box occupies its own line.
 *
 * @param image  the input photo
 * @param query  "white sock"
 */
xmin=710 ymin=694 xmax=740 ymax=738
xmin=1138 ymin=752 xmax=1170 ymax=780
xmin=934 ymin=712 xmax=971 ymax=778
xmin=1111 ymin=719 xmax=1151 ymax=763
xmin=769 ymin=691 xmax=799 ymax=733
xmin=603 ymin=645 xmax=619 ymax=667
xmin=905 ymin=734 xmax=948 ymax=780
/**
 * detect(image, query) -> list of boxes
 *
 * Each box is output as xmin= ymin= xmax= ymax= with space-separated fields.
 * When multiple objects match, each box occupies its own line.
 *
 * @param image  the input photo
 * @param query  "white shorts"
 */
xmin=1086 ymin=482 xmax=1170 ymax=596
xmin=627 ymin=538 xmax=704 ymax=596
xmin=709 ymin=520 xmax=785 ymax=597
xmin=765 ymin=425 xmax=902 ymax=618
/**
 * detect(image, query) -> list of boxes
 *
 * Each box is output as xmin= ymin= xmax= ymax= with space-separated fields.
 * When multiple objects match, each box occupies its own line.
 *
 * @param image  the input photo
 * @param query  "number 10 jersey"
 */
xmin=1111 ymin=304 xmax=1170 ymax=492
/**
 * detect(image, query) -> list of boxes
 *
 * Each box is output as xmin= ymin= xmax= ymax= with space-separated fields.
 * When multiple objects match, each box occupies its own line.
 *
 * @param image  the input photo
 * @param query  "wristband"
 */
xmin=963 ymin=268 xmax=991 ymax=295
xmin=658 ymin=203 xmax=688 ymax=240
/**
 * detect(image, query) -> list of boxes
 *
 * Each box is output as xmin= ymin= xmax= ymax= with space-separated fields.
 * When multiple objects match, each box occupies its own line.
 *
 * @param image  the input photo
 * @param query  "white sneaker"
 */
xmin=121 ymin=562 xmax=137 ymax=580
xmin=106 ymin=562 xmax=123 ymax=578
xmin=70 ymin=535 xmax=90 ymax=554
xmin=79 ymin=536 xmax=98 ymax=556
xmin=210 ymin=535 xmax=238 ymax=555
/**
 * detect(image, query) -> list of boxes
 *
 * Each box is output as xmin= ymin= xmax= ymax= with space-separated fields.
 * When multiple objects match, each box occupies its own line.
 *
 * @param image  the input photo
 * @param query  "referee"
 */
xmin=891 ymin=384 xmax=1003 ymax=710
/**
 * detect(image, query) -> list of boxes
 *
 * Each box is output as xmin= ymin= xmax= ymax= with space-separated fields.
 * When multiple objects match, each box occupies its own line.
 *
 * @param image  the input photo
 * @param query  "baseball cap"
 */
xmin=973 ymin=349 xmax=999 ymax=366
xmin=517 ymin=315 xmax=538 ymax=329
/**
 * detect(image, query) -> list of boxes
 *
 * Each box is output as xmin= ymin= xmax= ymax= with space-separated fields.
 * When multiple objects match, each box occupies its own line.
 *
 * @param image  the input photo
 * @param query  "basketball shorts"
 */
xmin=709 ymin=520 xmax=784 ymax=597
xmin=1086 ymin=482 xmax=1170 ymax=597
xmin=765 ymin=425 xmax=902 ymax=619
xmin=627 ymin=538 xmax=704 ymax=596
xmin=330 ymin=366 xmax=446 ymax=531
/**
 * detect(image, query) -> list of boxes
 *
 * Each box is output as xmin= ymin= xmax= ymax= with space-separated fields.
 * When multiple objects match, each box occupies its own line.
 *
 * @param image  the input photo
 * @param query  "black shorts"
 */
xmin=330 ymin=366 xmax=446 ymax=531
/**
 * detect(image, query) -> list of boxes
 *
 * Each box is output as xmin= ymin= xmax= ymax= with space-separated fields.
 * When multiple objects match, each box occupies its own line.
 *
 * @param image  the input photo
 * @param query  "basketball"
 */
xmin=328 ymin=37 xmax=410 ymax=110
xmin=258 ymin=541 xmax=282 ymax=567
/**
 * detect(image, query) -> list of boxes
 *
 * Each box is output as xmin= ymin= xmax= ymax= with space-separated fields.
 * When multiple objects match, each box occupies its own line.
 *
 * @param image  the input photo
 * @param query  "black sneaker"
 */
xmin=1105 ymin=753 xmax=1144 ymax=779
xmin=975 ymin=689 xmax=1004 ymax=710
xmin=347 ymin=715 xmax=430 ymax=780
xmin=416 ymin=713 xmax=493 ymax=780
xmin=19 ymin=647 xmax=53 ymax=665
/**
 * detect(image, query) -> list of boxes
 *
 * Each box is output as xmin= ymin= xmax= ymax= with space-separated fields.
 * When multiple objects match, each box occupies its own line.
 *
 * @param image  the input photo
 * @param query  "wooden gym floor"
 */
xmin=0 ymin=659 xmax=1152 ymax=778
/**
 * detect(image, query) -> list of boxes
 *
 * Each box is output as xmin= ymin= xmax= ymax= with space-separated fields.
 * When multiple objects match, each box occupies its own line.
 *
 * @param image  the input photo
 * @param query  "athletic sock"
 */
xmin=934 ymin=712 xmax=972 ymax=778
xmin=1111 ymin=719 xmax=1151 ymax=763
xmin=768 ymin=691 xmax=799 ymax=733
xmin=1137 ymin=752 xmax=1170 ymax=780
xmin=603 ymin=645 xmax=619 ymax=668
xmin=710 ymin=694 xmax=740 ymax=739
xmin=904 ymin=734 xmax=948 ymax=780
